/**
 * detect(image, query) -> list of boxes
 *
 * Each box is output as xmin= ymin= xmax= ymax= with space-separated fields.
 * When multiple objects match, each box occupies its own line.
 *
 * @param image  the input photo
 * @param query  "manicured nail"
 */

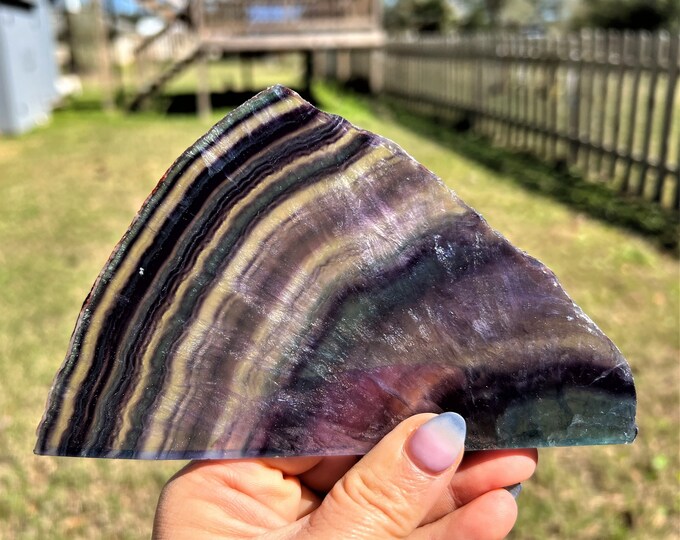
xmin=407 ymin=413 xmax=466 ymax=474
xmin=505 ymin=483 xmax=522 ymax=499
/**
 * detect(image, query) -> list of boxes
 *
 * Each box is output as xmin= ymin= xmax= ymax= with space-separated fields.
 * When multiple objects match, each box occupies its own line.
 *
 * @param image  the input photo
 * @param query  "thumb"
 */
xmin=299 ymin=413 xmax=466 ymax=539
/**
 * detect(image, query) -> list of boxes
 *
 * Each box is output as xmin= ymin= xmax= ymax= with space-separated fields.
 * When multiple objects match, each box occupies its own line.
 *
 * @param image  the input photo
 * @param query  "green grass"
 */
xmin=0 ymin=82 xmax=678 ymax=539
xmin=164 ymin=53 xmax=306 ymax=96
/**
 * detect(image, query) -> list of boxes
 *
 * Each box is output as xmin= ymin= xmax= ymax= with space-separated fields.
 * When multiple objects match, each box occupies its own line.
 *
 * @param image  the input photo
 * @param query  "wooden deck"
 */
xmin=129 ymin=0 xmax=385 ymax=112
xmin=196 ymin=0 xmax=384 ymax=52
xmin=203 ymin=31 xmax=384 ymax=53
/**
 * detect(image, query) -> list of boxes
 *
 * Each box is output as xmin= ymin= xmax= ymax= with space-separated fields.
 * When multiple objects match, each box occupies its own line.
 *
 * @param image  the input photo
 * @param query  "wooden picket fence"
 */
xmin=316 ymin=31 xmax=680 ymax=211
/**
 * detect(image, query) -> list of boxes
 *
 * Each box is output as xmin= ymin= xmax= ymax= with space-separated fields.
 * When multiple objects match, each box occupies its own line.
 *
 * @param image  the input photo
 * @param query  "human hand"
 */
xmin=153 ymin=413 xmax=537 ymax=539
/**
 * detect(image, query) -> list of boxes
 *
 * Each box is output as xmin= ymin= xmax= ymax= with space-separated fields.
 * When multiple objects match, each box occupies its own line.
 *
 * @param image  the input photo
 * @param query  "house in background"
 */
xmin=0 ymin=0 xmax=58 ymax=134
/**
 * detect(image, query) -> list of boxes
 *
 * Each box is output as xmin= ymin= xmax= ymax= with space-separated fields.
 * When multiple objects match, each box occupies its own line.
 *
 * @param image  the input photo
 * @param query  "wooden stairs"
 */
xmin=128 ymin=0 xmax=385 ymax=114
xmin=128 ymin=42 xmax=201 ymax=111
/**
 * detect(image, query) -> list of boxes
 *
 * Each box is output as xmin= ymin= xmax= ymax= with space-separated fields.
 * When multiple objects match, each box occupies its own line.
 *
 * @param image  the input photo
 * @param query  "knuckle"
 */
xmin=158 ymin=475 xmax=182 ymax=505
xmin=445 ymin=481 xmax=464 ymax=510
xmin=334 ymin=467 xmax=415 ymax=537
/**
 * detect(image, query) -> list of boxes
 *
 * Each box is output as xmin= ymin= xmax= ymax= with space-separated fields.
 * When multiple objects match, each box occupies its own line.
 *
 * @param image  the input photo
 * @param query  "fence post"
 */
xmin=534 ymin=35 xmax=546 ymax=157
xmin=652 ymin=33 xmax=678 ymax=203
xmin=93 ymin=0 xmax=114 ymax=111
xmin=369 ymin=48 xmax=384 ymax=94
xmin=567 ymin=32 xmax=582 ymax=166
xmin=509 ymin=34 xmax=517 ymax=146
xmin=621 ymin=32 xmax=644 ymax=194
xmin=337 ymin=50 xmax=351 ymax=83
xmin=592 ymin=30 xmax=613 ymax=178
xmin=193 ymin=0 xmax=211 ymax=119
xmin=549 ymin=35 xmax=560 ymax=161
xmin=607 ymin=31 xmax=630 ymax=181
xmin=475 ymin=34 xmax=484 ymax=130
xmin=636 ymin=32 xmax=662 ymax=196
xmin=303 ymin=50 xmax=313 ymax=95
xmin=581 ymin=29 xmax=596 ymax=176
xmin=520 ymin=34 xmax=529 ymax=149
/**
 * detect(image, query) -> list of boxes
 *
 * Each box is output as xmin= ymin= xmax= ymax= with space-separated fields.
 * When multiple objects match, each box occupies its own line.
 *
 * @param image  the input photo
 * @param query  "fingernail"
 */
xmin=407 ymin=413 xmax=466 ymax=474
xmin=505 ymin=483 xmax=522 ymax=499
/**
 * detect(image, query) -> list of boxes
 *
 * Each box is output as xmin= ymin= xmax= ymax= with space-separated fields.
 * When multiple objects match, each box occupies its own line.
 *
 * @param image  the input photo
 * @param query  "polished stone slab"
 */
xmin=35 ymin=86 xmax=637 ymax=459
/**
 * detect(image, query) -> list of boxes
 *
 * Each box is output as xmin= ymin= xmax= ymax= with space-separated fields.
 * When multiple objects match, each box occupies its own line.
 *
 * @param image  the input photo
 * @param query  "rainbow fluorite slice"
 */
xmin=35 ymin=86 xmax=636 ymax=459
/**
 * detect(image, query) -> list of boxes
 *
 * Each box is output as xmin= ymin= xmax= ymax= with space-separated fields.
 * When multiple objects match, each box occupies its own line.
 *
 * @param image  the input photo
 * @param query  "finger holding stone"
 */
xmin=421 ymin=448 xmax=537 ymax=526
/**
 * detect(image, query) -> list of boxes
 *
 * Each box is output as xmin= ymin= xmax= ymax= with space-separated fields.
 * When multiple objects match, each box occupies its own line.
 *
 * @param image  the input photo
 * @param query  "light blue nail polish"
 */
xmin=438 ymin=412 xmax=466 ymax=435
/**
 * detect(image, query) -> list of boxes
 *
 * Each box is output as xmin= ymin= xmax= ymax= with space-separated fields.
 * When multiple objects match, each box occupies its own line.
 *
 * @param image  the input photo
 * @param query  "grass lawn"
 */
xmin=0 ymin=82 xmax=677 ymax=539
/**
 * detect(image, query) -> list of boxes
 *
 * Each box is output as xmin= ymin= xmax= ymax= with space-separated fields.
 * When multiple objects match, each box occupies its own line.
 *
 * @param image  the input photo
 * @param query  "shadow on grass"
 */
xmin=148 ymin=88 xmax=316 ymax=115
xmin=372 ymin=95 xmax=679 ymax=256
xmin=57 ymin=96 xmax=108 ymax=112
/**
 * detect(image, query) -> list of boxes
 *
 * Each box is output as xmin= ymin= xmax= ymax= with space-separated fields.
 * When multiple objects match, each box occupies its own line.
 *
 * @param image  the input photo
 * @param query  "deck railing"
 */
xmin=196 ymin=0 xmax=381 ymax=38
xmin=133 ymin=17 xmax=200 ymax=98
